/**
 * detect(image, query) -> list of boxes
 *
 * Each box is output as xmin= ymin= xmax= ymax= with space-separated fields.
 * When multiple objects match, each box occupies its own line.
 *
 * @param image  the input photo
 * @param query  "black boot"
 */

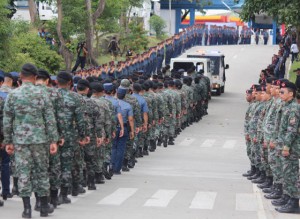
xmin=0 ymin=199 xmax=3 ymax=207
xmin=40 ymin=196 xmax=54 ymax=217
xmin=50 ymin=189 xmax=58 ymax=208
xmin=82 ymin=169 xmax=87 ymax=188
xmin=149 ymin=140 xmax=156 ymax=152
xmin=143 ymin=145 xmax=149 ymax=155
xmin=157 ymin=136 xmax=162 ymax=146
xmin=95 ymin=172 xmax=105 ymax=184
xmin=137 ymin=147 xmax=143 ymax=158
xmin=34 ymin=193 xmax=41 ymax=211
xmin=72 ymin=183 xmax=79 ymax=196
xmin=22 ymin=197 xmax=32 ymax=218
xmin=103 ymin=162 xmax=111 ymax=180
xmin=264 ymin=184 xmax=282 ymax=199
xmin=78 ymin=184 xmax=86 ymax=194
xmin=247 ymin=170 xmax=261 ymax=180
xmin=168 ymin=137 xmax=174 ymax=145
xmin=257 ymin=177 xmax=273 ymax=189
xmin=276 ymin=198 xmax=300 ymax=213
xmin=252 ymin=171 xmax=266 ymax=184
xmin=58 ymin=187 xmax=71 ymax=204
xmin=122 ymin=159 xmax=130 ymax=172
xmin=87 ymin=175 xmax=97 ymax=190
xmin=128 ymin=157 xmax=135 ymax=169
xmin=242 ymin=166 xmax=256 ymax=177
xmin=12 ymin=177 xmax=19 ymax=196
xmin=163 ymin=135 xmax=168 ymax=147
xmin=272 ymin=194 xmax=290 ymax=206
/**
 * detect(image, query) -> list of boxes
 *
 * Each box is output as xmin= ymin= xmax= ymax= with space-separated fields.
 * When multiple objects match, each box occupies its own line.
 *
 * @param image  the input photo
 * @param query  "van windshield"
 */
xmin=187 ymin=55 xmax=220 ymax=75
xmin=173 ymin=62 xmax=194 ymax=72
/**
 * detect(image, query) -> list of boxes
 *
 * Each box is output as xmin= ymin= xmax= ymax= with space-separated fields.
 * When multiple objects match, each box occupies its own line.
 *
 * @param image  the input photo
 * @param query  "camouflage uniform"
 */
xmin=277 ymin=100 xmax=300 ymax=199
xmin=3 ymin=82 xmax=59 ymax=197
xmin=37 ymin=85 xmax=66 ymax=191
xmin=141 ymin=92 xmax=153 ymax=152
xmin=244 ymin=100 xmax=256 ymax=165
xmin=163 ymin=88 xmax=176 ymax=139
xmin=57 ymin=88 xmax=85 ymax=189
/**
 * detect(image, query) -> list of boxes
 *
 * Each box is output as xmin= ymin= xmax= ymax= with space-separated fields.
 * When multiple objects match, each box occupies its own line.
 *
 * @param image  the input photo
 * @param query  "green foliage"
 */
xmin=1 ymin=31 xmax=64 ymax=74
xmin=289 ymin=61 xmax=300 ymax=83
xmin=0 ymin=0 xmax=11 ymax=64
xmin=240 ymin=0 xmax=300 ymax=26
xmin=149 ymin=15 xmax=167 ymax=39
xmin=121 ymin=21 xmax=149 ymax=53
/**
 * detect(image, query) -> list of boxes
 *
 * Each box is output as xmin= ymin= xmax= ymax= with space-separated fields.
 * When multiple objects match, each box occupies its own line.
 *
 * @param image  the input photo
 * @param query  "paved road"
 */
xmin=2 ymin=45 xmax=298 ymax=219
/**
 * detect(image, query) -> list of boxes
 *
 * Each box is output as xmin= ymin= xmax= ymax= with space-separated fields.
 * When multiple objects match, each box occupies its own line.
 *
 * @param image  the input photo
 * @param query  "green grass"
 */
xmin=289 ymin=60 xmax=300 ymax=83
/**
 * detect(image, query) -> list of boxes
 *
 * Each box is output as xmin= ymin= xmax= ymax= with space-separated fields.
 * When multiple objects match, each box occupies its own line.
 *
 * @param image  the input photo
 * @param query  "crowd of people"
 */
xmin=71 ymin=24 xmax=261 ymax=78
xmin=243 ymin=32 xmax=300 ymax=214
xmin=0 ymin=60 xmax=211 ymax=218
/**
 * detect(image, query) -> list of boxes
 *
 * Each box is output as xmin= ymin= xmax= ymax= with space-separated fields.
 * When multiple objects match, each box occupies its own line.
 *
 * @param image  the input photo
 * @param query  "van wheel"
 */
xmin=221 ymin=86 xmax=225 ymax=93
xmin=216 ymin=88 xmax=221 ymax=96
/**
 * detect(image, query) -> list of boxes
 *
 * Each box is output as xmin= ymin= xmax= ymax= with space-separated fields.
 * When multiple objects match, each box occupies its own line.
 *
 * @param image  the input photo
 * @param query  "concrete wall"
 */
xmin=160 ymin=9 xmax=176 ymax=36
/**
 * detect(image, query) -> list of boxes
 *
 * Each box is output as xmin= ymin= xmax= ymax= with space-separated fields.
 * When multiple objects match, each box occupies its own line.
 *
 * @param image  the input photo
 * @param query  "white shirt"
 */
xmin=291 ymin=43 xmax=299 ymax=53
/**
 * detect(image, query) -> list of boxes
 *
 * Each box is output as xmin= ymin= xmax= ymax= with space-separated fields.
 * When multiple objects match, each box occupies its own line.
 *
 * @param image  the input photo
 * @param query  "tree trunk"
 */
xmin=28 ymin=0 xmax=37 ymax=23
xmin=125 ymin=6 xmax=132 ymax=34
xmin=57 ymin=0 xmax=73 ymax=71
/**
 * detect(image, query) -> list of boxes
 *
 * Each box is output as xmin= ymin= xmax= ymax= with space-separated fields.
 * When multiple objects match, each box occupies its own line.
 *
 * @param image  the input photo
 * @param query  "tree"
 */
xmin=0 ymin=0 xmax=11 ymax=69
xmin=149 ymin=15 xmax=167 ymax=39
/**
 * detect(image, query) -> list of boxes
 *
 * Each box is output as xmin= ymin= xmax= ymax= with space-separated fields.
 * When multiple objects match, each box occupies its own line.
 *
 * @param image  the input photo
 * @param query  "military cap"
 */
xmin=90 ymin=82 xmax=104 ymax=92
xmin=280 ymin=81 xmax=297 ymax=90
xmin=177 ymin=69 xmax=185 ymax=74
xmin=137 ymin=70 xmax=144 ymax=75
xmin=21 ymin=63 xmax=38 ymax=76
xmin=142 ymin=81 xmax=150 ymax=91
xmin=4 ymin=72 xmax=13 ymax=80
xmin=174 ymin=79 xmax=182 ymax=88
xmin=117 ymin=87 xmax=127 ymax=95
xmin=57 ymin=71 xmax=73 ymax=82
xmin=120 ymin=79 xmax=131 ymax=89
xmin=103 ymin=83 xmax=114 ymax=91
xmin=77 ymin=79 xmax=90 ymax=88
xmin=251 ymin=84 xmax=260 ymax=90
xmin=157 ymin=82 xmax=164 ymax=89
xmin=168 ymin=80 xmax=175 ymax=86
xmin=37 ymin=69 xmax=51 ymax=80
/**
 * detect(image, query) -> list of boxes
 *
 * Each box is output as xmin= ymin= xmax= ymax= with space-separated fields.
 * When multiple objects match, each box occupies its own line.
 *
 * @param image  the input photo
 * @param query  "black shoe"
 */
xmin=257 ymin=177 xmax=273 ymax=189
xmin=242 ymin=166 xmax=256 ymax=177
xmin=113 ymin=171 xmax=121 ymax=175
xmin=12 ymin=177 xmax=19 ymax=196
xmin=2 ymin=193 xmax=13 ymax=200
xmin=40 ymin=196 xmax=54 ymax=217
xmin=122 ymin=166 xmax=130 ymax=172
xmin=0 ymin=199 xmax=3 ymax=207
xmin=82 ymin=169 xmax=87 ymax=188
xmin=272 ymin=194 xmax=290 ymax=207
xmin=95 ymin=172 xmax=105 ymax=184
xmin=264 ymin=184 xmax=282 ymax=199
xmin=50 ymin=190 xmax=58 ymax=208
xmin=262 ymin=187 xmax=273 ymax=193
xmin=78 ymin=184 xmax=86 ymax=194
xmin=103 ymin=163 xmax=112 ymax=180
xmin=157 ymin=137 xmax=162 ymax=146
xmin=58 ymin=187 xmax=71 ymax=204
xmin=34 ymin=193 xmax=41 ymax=212
xmin=143 ymin=150 xmax=149 ymax=156
xmin=22 ymin=197 xmax=32 ymax=218
xmin=252 ymin=171 xmax=266 ymax=184
xmin=109 ymin=167 xmax=114 ymax=177
xmin=276 ymin=198 xmax=300 ymax=213
xmin=168 ymin=137 xmax=174 ymax=145
xmin=87 ymin=175 xmax=97 ymax=190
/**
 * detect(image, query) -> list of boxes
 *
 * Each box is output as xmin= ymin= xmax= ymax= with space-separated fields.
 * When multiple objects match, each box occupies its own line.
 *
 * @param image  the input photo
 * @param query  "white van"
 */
xmin=186 ymin=50 xmax=229 ymax=95
xmin=170 ymin=57 xmax=212 ymax=85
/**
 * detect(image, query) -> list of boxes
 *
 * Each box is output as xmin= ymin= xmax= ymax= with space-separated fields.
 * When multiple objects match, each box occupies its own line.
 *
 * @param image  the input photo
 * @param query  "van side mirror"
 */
xmin=225 ymin=64 xmax=229 ymax=69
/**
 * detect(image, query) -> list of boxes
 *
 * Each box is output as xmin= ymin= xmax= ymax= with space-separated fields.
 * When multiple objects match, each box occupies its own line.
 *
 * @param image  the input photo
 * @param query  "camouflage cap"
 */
xmin=120 ymin=79 xmax=131 ymax=89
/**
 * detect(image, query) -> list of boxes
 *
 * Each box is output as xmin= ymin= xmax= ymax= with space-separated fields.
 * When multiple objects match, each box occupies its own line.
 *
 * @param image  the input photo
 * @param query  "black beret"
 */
xmin=266 ymin=77 xmax=277 ymax=84
xmin=280 ymin=81 xmax=297 ymax=90
xmin=255 ymin=86 xmax=262 ymax=92
xmin=57 ymin=71 xmax=72 ymax=82
xmin=22 ymin=63 xmax=38 ymax=76
xmin=37 ymin=69 xmax=51 ymax=80
xmin=157 ymin=82 xmax=164 ymax=88
xmin=246 ymin=89 xmax=253 ymax=94
xmin=142 ymin=81 xmax=150 ymax=91
xmin=90 ymin=82 xmax=104 ymax=92
xmin=77 ymin=79 xmax=90 ymax=88
xmin=168 ymin=80 xmax=175 ymax=86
